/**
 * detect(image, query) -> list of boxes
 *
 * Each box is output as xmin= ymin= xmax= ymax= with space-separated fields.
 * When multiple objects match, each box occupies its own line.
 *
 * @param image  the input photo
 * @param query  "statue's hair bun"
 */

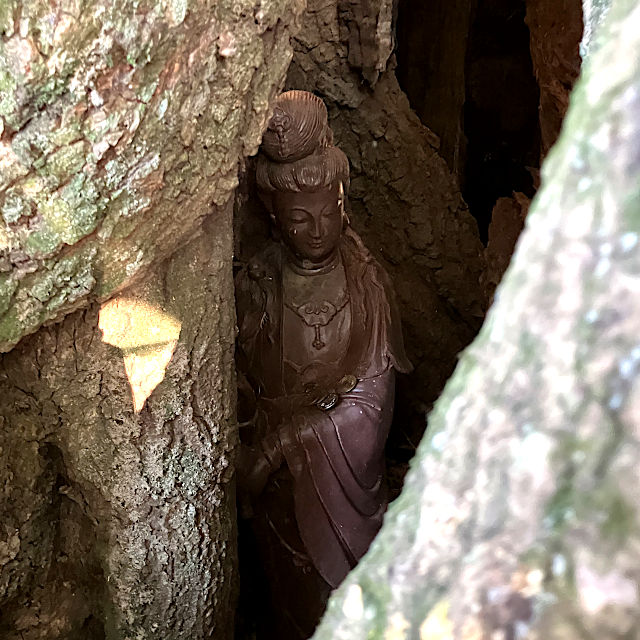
xmin=261 ymin=90 xmax=333 ymax=163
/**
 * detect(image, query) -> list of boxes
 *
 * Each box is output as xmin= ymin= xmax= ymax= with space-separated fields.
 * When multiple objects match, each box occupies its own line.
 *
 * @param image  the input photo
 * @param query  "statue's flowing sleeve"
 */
xmin=280 ymin=367 xmax=395 ymax=588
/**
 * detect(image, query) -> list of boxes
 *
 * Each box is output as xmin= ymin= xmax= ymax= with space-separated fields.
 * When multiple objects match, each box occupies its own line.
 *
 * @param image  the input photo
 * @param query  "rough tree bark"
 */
xmin=0 ymin=1 xmax=305 ymax=638
xmin=526 ymin=0 xmax=583 ymax=159
xmin=581 ymin=0 xmax=612 ymax=56
xmin=0 ymin=217 xmax=237 ymax=640
xmin=312 ymin=0 xmax=640 ymax=637
xmin=284 ymin=0 xmax=488 ymax=436
xmin=0 ymin=0 xmax=303 ymax=353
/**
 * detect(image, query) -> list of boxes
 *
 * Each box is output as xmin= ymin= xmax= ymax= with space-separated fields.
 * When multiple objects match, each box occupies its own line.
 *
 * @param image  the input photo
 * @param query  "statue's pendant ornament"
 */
xmin=285 ymin=290 xmax=349 ymax=350
xmin=235 ymin=89 xmax=412 ymax=640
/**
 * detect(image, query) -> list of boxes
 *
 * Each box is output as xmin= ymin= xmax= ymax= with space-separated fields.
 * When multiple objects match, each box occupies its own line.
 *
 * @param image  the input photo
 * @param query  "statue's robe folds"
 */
xmin=236 ymin=228 xmax=411 ymax=636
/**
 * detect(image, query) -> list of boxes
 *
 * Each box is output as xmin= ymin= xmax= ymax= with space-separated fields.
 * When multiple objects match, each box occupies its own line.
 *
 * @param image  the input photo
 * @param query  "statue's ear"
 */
xmin=338 ymin=181 xmax=350 ymax=229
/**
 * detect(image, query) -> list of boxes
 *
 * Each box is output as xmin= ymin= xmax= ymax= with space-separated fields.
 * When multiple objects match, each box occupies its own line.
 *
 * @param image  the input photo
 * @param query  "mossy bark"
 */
xmin=0 ymin=0 xmax=305 ymax=353
xmin=1 ymin=207 xmax=238 ymax=640
xmin=313 ymin=0 xmax=640 ymax=637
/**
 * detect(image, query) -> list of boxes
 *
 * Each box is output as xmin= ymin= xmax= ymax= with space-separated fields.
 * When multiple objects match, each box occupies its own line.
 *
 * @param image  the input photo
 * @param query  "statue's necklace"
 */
xmin=283 ymin=258 xmax=350 ymax=351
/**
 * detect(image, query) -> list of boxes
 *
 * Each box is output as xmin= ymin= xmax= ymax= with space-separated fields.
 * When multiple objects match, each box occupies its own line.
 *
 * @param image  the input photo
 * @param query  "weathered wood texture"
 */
xmin=395 ymin=0 xmax=474 ymax=176
xmin=0 ymin=0 xmax=304 ymax=353
xmin=0 ymin=209 xmax=238 ymax=640
xmin=313 ymin=0 xmax=640 ymax=637
xmin=526 ymin=0 xmax=583 ymax=158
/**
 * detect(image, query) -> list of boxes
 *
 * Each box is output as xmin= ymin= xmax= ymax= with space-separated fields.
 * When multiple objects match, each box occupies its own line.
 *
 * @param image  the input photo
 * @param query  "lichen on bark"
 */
xmin=0 ymin=0 xmax=305 ymax=353
xmin=1 ymin=206 xmax=239 ymax=640
xmin=581 ymin=0 xmax=611 ymax=56
xmin=312 ymin=0 xmax=640 ymax=637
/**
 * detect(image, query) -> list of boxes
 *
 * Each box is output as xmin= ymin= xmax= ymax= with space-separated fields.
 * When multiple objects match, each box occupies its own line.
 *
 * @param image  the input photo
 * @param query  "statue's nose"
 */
xmin=310 ymin=217 xmax=322 ymax=238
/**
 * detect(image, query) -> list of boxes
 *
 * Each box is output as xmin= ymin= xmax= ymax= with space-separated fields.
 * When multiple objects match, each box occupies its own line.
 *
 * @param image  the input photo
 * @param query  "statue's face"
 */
xmin=273 ymin=182 xmax=342 ymax=267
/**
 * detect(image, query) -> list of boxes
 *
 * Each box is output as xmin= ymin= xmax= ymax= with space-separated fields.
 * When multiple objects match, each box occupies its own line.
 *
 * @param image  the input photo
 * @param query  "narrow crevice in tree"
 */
xmin=396 ymin=0 xmax=542 ymax=243
xmin=463 ymin=0 xmax=541 ymax=243
xmin=235 ymin=13 xmax=585 ymax=638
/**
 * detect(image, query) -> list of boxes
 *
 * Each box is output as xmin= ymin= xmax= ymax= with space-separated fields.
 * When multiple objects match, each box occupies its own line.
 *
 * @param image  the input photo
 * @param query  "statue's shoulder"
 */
xmin=235 ymin=242 xmax=281 ymax=347
xmin=236 ymin=242 xmax=280 ymax=291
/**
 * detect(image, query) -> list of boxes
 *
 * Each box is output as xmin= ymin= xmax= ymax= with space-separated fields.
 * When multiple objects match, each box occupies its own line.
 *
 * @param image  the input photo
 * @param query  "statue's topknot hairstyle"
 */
xmin=260 ymin=90 xmax=332 ymax=163
xmin=257 ymin=90 xmax=349 ymax=198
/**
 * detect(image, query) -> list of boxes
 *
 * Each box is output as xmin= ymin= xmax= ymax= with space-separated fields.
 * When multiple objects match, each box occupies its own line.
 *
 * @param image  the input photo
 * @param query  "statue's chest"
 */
xmin=282 ymin=262 xmax=351 ymax=387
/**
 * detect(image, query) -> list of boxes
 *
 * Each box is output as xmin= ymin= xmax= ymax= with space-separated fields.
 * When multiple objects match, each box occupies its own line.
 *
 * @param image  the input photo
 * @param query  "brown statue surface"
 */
xmin=236 ymin=90 xmax=411 ymax=639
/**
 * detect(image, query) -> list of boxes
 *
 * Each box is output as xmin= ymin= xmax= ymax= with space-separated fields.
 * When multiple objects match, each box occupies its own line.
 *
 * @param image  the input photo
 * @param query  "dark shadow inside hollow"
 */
xmin=462 ymin=0 xmax=541 ymax=243
xmin=396 ymin=0 xmax=541 ymax=244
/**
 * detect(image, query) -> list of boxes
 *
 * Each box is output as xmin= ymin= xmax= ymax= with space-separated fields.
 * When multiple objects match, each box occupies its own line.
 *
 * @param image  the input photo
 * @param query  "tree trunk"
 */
xmin=312 ymin=0 xmax=640 ymax=637
xmin=0 ymin=0 xmax=304 ymax=353
xmin=1 ymin=212 xmax=237 ymax=640
xmin=395 ymin=0 xmax=474 ymax=176
xmin=525 ymin=0 xmax=583 ymax=158
xmin=0 ymin=0 xmax=305 ymax=638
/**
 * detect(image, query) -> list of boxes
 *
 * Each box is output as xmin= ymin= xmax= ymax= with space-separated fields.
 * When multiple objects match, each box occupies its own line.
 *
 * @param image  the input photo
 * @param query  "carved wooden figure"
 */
xmin=236 ymin=90 xmax=411 ymax=639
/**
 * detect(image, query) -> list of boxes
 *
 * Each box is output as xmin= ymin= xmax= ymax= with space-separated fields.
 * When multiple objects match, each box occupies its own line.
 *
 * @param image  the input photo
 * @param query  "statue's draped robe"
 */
xmin=236 ymin=228 xmax=410 ymax=635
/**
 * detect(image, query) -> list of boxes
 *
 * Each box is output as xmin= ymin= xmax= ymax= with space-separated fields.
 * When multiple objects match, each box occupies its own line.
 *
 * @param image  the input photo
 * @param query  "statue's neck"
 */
xmin=283 ymin=246 xmax=341 ymax=276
